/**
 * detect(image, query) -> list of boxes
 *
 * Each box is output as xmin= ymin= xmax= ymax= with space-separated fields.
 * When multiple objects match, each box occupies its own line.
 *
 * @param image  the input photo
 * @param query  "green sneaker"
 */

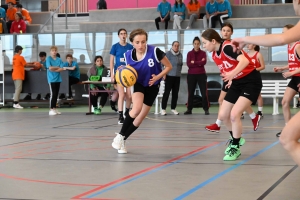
xmin=223 ymin=145 xmax=241 ymax=161
xmin=94 ymin=107 xmax=101 ymax=115
xmin=224 ymin=137 xmax=245 ymax=155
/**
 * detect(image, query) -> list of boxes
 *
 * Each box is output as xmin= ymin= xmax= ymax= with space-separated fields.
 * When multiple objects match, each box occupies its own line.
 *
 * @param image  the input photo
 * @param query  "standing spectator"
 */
xmin=203 ymin=0 xmax=217 ymax=29
xmin=172 ymin=0 xmax=186 ymax=30
xmin=16 ymin=4 xmax=31 ymax=24
xmin=184 ymin=36 xmax=209 ymax=115
xmin=63 ymin=54 xmax=80 ymax=100
xmin=186 ymin=0 xmax=200 ymax=29
xmin=10 ymin=12 xmax=25 ymax=33
xmin=6 ymin=2 xmax=17 ymax=31
xmin=161 ymin=41 xmax=183 ymax=115
xmin=211 ymin=0 xmax=232 ymax=28
xmin=155 ymin=0 xmax=171 ymax=30
xmin=0 ymin=5 xmax=6 ymax=20
xmin=97 ymin=0 xmax=107 ymax=10
xmin=12 ymin=45 xmax=35 ymax=109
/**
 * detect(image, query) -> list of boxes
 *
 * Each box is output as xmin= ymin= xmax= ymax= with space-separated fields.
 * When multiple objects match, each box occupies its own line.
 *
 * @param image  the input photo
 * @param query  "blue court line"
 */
xmin=85 ymin=142 xmax=223 ymax=198
xmin=174 ymin=140 xmax=280 ymax=200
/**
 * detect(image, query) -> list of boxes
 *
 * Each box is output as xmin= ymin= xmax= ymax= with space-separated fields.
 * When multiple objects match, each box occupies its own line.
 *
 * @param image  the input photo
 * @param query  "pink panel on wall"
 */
xmin=88 ymin=0 xmax=208 ymax=11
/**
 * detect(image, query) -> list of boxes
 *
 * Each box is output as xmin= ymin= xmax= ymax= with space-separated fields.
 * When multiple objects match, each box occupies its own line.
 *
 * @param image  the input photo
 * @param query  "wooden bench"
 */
xmin=261 ymin=79 xmax=299 ymax=115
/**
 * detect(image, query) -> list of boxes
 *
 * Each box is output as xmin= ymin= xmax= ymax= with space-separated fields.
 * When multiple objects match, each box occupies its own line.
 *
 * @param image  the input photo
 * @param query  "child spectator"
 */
xmin=16 ymin=4 xmax=31 ymax=24
xmin=0 ymin=6 xmax=6 ymax=20
xmin=6 ymin=2 xmax=17 ymax=31
xmin=45 ymin=46 xmax=65 ymax=116
xmin=155 ymin=0 xmax=171 ymax=30
xmin=10 ymin=12 xmax=25 ymax=33
xmin=87 ymin=55 xmax=109 ymax=115
xmin=172 ymin=0 xmax=186 ymax=30
xmin=12 ymin=45 xmax=35 ymax=109
xmin=203 ymin=0 xmax=217 ymax=29
xmin=211 ymin=0 xmax=232 ymax=28
xmin=63 ymin=54 xmax=80 ymax=100
xmin=186 ymin=0 xmax=200 ymax=29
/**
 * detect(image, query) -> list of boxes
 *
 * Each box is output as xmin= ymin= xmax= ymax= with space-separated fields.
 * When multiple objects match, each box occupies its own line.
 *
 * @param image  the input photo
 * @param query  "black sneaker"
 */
xmin=204 ymin=110 xmax=210 ymax=115
xmin=118 ymin=115 xmax=124 ymax=125
xmin=276 ymin=131 xmax=281 ymax=137
xmin=184 ymin=110 xmax=192 ymax=115
xmin=43 ymin=93 xmax=50 ymax=100
xmin=297 ymin=102 xmax=300 ymax=108
xmin=36 ymin=94 xmax=41 ymax=100
xmin=256 ymin=111 xmax=263 ymax=118
xmin=59 ymin=94 xmax=66 ymax=100
xmin=110 ymin=101 xmax=118 ymax=112
xmin=23 ymin=94 xmax=32 ymax=100
xmin=124 ymin=109 xmax=130 ymax=117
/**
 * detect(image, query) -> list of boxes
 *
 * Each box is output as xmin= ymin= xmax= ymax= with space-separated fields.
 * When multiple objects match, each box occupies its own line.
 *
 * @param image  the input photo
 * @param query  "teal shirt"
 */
xmin=63 ymin=61 xmax=80 ymax=79
xmin=172 ymin=3 xmax=186 ymax=20
xmin=45 ymin=56 xmax=64 ymax=83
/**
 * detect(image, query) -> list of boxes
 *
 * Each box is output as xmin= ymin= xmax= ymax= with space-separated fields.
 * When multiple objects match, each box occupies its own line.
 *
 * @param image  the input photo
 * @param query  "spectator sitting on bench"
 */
xmin=6 ymin=2 xmax=17 ymax=31
xmin=186 ymin=0 xmax=200 ymax=29
xmin=0 ymin=5 xmax=8 ymax=33
xmin=155 ymin=0 xmax=171 ymax=30
xmin=87 ymin=55 xmax=110 ymax=115
xmin=16 ymin=4 xmax=31 ymax=24
xmin=10 ymin=12 xmax=25 ymax=33
xmin=211 ymin=0 xmax=232 ymax=28
xmin=63 ymin=54 xmax=80 ymax=100
xmin=12 ymin=45 xmax=35 ymax=109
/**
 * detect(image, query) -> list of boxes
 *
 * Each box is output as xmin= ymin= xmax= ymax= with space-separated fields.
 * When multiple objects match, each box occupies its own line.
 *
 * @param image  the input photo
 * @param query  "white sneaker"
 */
xmin=49 ymin=109 xmax=57 ymax=116
xmin=54 ymin=109 xmax=61 ymax=115
xmin=112 ymin=133 xmax=125 ymax=150
xmin=67 ymin=97 xmax=73 ymax=100
xmin=13 ymin=103 xmax=23 ymax=109
xmin=161 ymin=109 xmax=167 ymax=116
xmin=171 ymin=109 xmax=179 ymax=115
xmin=118 ymin=141 xmax=127 ymax=154
xmin=186 ymin=26 xmax=190 ymax=29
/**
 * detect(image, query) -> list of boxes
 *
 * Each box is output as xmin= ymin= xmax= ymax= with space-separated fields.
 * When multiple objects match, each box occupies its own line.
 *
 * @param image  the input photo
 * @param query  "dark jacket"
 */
xmin=186 ymin=48 xmax=207 ymax=74
xmin=97 ymin=0 xmax=107 ymax=9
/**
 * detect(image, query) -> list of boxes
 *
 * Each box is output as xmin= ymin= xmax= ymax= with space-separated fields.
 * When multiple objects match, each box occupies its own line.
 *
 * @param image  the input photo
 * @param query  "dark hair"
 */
xmin=221 ymin=22 xmax=233 ymax=32
xmin=16 ymin=4 xmax=23 ymax=8
xmin=118 ymin=28 xmax=127 ymax=35
xmin=39 ymin=52 xmax=46 ymax=57
xmin=15 ymin=12 xmax=23 ymax=20
xmin=56 ymin=53 xmax=60 ymax=58
xmin=189 ymin=0 xmax=198 ymax=5
xmin=201 ymin=28 xmax=223 ymax=43
xmin=284 ymin=24 xmax=294 ymax=30
xmin=175 ymin=0 xmax=183 ymax=8
xmin=193 ymin=36 xmax=201 ymax=44
xmin=129 ymin=29 xmax=148 ymax=42
xmin=66 ymin=54 xmax=73 ymax=59
xmin=94 ymin=55 xmax=103 ymax=63
xmin=254 ymin=45 xmax=260 ymax=52
xmin=172 ymin=41 xmax=180 ymax=46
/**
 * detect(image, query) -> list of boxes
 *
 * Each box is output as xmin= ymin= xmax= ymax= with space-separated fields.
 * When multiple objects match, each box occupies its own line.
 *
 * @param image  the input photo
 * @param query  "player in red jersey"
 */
xmin=201 ymin=28 xmax=262 ymax=161
xmin=246 ymin=43 xmax=265 ymax=117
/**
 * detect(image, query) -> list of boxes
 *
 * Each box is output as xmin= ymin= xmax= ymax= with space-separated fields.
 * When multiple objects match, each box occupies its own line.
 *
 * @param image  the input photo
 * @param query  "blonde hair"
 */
xmin=50 ymin=46 xmax=58 ymax=51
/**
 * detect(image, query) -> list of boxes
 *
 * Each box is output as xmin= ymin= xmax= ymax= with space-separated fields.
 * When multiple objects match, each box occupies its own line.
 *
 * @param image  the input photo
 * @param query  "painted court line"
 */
xmin=174 ymin=141 xmax=280 ymax=200
xmin=71 ymin=142 xmax=222 ymax=199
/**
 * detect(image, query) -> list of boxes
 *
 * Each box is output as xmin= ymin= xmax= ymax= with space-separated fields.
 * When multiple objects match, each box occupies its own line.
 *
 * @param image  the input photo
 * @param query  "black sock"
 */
xmin=119 ymin=111 xmax=123 ymax=118
xmin=232 ymin=137 xmax=240 ymax=146
xmin=120 ymin=114 xmax=135 ymax=136
xmin=124 ymin=124 xmax=138 ymax=140
xmin=13 ymin=101 xmax=18 ymax=104
xmin=229 ymin=131 xmax=233 ymax=138
xmin=110 ymin=100 xmax=116 ymax=107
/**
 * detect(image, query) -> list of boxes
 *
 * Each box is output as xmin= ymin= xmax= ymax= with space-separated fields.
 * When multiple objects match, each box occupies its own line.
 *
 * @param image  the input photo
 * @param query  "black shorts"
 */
xmin=287 ymin=76 xmax=300 ymax=92
xmin=133 ymin=82 xmax=160 ymax=106
xmin=221 ymin=81 xmax=229 ymax=92
xmin=224 ymin=70 xmax=262 ymax=104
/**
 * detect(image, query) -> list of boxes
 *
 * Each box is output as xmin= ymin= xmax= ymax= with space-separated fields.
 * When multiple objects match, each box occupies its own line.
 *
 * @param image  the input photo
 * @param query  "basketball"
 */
xmin=115 ymin=65 xmax=138 ymax=87
xmin=33 ymin=62 xmax=42 ymax=70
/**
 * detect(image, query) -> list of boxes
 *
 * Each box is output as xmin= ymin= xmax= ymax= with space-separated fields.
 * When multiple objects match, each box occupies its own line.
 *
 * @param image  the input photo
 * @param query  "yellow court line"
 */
xmin=145 ymin=116 xmax=283 ymax=129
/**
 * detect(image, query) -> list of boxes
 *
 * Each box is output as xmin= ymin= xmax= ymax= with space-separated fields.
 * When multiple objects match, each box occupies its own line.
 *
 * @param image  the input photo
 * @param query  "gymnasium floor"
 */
xmin=0 ymin=104 xmax=299 ymax=200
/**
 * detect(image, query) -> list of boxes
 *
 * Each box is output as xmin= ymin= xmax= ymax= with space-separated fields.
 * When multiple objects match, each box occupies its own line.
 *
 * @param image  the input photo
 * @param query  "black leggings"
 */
xmin=161 ymin=76 xmax=180 ymax=110
xmin=69 ymin=76 xmax=80 ymax=97
xmin=90 ymin=86 xmax=109 ymax=108
xmin=187 ymin=74 xmax=209 ymax=111
xmin=155 ymin=15 xmax=170 ymax=30
xmin=49 ymin=82 xmax=60 ymax=109
xmin=211 ymin=14 xmax=229 ymax=28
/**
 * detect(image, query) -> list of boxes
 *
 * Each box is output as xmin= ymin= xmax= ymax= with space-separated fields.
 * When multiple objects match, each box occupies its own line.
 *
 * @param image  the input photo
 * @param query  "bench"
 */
xmin=261 ymin=79 xmax=299 ymax=115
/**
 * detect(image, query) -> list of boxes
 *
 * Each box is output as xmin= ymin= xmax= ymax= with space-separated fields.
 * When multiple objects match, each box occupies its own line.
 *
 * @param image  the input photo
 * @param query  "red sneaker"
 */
xmin=205 ymin=123 xmax=220 ymax=133
xmin=252 ymin=114 xmax=261 ymax=131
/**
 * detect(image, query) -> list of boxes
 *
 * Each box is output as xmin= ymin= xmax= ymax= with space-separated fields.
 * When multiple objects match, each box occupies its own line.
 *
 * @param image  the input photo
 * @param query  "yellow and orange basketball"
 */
xmin=33 ymin=62 xmax=42 ymax=70
xmin=115 ymin=65 xmax=138 ymax=87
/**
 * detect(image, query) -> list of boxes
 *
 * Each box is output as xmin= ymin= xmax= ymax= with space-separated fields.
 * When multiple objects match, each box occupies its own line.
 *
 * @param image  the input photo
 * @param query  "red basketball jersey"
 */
xmin=288 ymin=42 xmax=300 ymax=77
xmin=249 ymin=51 xmax=261 ymax=68
xmin=212 ymin=41 xmax=255 ymax=79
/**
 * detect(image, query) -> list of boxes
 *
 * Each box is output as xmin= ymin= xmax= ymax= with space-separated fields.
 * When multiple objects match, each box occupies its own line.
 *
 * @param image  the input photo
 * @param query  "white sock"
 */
xmin=258 ymin=107 xmax=263 ymax=112
xmin=215 ymin=119 xmax=222 ymax=127
xmin=249 ymin=112 xmax=256 ymax=119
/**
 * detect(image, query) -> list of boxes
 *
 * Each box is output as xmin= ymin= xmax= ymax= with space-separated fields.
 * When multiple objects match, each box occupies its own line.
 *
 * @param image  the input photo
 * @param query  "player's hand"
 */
xmin=191 ymin=60 xmax=194 ymax=64
xmin=163 ymin=75 xmax=166 ymax=80
xmin=231 ymin=38 xmax=246 ymax=53
xmin=91 ymin=88 xmax=98 ymax=96
xmin=149 ymin=74 xmax=158 ymax=86
xmin=273 ymin=67 xmax=283 ymax=72
xmin=221 ymin=71 xmax=234 ymax=82
xmin=282 ymin=71 xmax=293 ymax=78
xmin=225 ymin=80 xmax=232 ymax=89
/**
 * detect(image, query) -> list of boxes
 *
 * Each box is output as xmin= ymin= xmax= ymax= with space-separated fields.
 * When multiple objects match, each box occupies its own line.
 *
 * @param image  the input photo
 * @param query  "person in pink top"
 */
xmin=10 ymin=12 xmax=26 ymax=34
xmin=184 ymin=36 xmax=209 ymax=115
